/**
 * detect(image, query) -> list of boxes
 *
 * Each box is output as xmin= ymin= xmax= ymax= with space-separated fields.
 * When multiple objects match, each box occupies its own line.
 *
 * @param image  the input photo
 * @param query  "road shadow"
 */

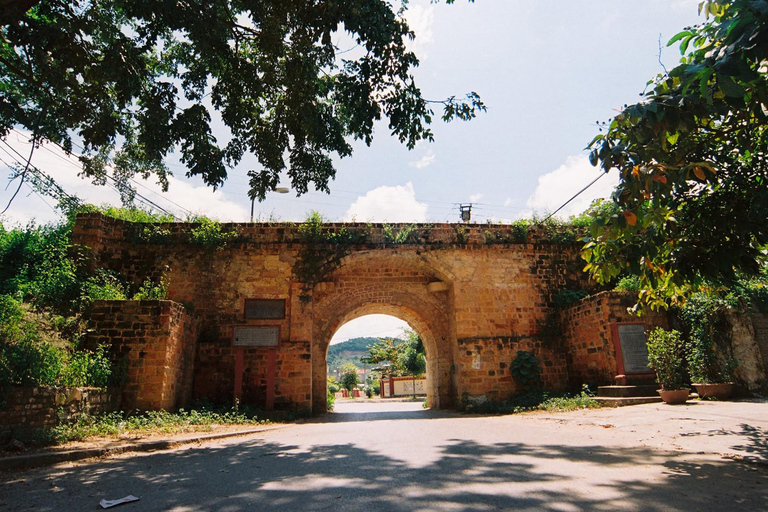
xmin=679 ymin=423 xmax=768 ymax=465
xmin=2 ymin=431 xmax=765 ymax=511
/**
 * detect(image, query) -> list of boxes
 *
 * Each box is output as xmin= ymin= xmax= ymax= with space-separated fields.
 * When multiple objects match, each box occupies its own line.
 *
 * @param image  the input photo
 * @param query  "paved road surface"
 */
xmin=1 ymin=400 xmax=766 ymax=511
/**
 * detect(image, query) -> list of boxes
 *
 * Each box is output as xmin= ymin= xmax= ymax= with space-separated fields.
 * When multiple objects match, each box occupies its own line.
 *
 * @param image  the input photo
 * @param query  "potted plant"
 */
xmin=686 ymin=336 xmax=736 ymax=399
xmin=647 ymin=328 xmax=690 ymax=404
xmin=682 ymin=295 xmax=736 ymax=400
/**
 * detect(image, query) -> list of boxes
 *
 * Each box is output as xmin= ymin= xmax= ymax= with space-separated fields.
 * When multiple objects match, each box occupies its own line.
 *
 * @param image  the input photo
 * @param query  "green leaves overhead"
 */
xmin=1 ymin=1 xmax=483 ymax=202
xmin=584 ymin=0 xmax=768 ymax=308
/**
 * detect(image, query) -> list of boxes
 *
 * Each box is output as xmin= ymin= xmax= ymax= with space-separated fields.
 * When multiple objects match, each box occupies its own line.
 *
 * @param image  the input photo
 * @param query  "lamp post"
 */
xmin=251 ymin=186 xmax=289 ymax=222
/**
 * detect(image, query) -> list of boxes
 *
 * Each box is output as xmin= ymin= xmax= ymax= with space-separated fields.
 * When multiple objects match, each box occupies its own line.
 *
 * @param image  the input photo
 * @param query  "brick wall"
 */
xmin=72 ymin=213 xmax=605 ymax=411
xmin=0 ymin=387 xmax=118 ymax=439
xmin=561 ymin=291 xmax=670 ymax=387
xmin=87 ymin=300 xmax=196 ymax=411
xmin=194 ymin=341 xmax=311 ymax=412
xmin=456 ymin=337 xmax=569 ymax=399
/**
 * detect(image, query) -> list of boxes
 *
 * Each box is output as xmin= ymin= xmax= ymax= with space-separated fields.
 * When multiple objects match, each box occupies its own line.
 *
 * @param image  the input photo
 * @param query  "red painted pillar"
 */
xmin=265 ymin=349 xmax=277 ymax=410
xmin=233 ymin=348 xmax=244 ymax=405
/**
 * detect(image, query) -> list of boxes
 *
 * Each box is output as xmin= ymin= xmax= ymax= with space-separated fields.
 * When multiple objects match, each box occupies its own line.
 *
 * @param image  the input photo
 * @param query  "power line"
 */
xmin=543 ymin=172 xmax=608 ymax=222
xmin=12 ymin=128 xmax=190 ymax=218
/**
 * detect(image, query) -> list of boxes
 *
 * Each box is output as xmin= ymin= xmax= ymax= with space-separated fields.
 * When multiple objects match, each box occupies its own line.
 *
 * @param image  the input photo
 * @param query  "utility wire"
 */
xmin=543 ymin=172 xmax=608 ymax=222
xmin=12 ymin=128 xmax=191 ymax=218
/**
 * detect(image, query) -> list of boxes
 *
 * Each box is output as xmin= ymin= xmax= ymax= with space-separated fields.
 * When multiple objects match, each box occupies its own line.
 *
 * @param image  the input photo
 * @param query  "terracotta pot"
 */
xmin=657 ymin=388 xmax=690 ymax=404
xmin=693 ymin=382 xmax=734 ymax=400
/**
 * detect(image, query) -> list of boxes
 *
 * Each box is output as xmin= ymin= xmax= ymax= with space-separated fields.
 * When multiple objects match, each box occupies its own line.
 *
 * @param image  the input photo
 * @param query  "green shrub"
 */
xmin=132 ymin=272 xmax=169 ymax=300
xmin=646 ymin=328 xmax=687 ymax=390
xmin=383 ymin=223 xmax=417 ymax=244
xmin=339 ymin=363 xmax=359 ymax=391
xmin=83 ymin=269 xmax=128 ymax=302
xmin=614 ymin=275 xmax=641 ymax=293
xmin=552 ymin=289 xmax=589 ymax=308
xmin=327 ymin=389 xmax=336 ymax=411
xmin=680 ymin=293 xmax=737 ymax=384
xmin=510 ymin=220 xmax=530 ymax=243
xmin=327 ymin=376 xmax=341 ymax=394
xmin=510 ymin=350 xmax=543 ymax=392
xmin=60 ymin=345 xmax=112 ymax=388
xmin=189 ymin=218 xmax=239 ymax=248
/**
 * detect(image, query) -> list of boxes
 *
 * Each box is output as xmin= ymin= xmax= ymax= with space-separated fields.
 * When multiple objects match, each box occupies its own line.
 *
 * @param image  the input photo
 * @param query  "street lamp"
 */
xmin=251 ymin=186 xmax=289 ymax=222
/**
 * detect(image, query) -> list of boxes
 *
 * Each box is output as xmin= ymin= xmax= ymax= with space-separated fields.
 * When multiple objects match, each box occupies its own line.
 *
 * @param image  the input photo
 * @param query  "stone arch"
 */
xmin=311 ymin=250 xmax=456 ymax=412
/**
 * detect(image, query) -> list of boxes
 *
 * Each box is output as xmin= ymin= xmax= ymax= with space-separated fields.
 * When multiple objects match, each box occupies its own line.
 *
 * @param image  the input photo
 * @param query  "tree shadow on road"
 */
xmin=2 ymin=431 xmax=765 ymax=511
xmin=679 ymin=423 xmax=768 ymax=465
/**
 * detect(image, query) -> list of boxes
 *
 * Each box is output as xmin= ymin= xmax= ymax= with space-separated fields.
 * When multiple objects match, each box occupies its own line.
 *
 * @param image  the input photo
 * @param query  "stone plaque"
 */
xmin=244 ymin=299 xmax=285 ymax=320
xmin=233 ymin=326 xmax=280 ymax=347
xmin=616 ymin=323 xmax=651 ymax=373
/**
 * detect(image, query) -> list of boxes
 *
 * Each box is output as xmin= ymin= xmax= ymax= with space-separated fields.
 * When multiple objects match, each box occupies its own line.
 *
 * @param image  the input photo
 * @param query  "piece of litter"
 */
xmin=100 ymin=495 xmax=140 ymax=509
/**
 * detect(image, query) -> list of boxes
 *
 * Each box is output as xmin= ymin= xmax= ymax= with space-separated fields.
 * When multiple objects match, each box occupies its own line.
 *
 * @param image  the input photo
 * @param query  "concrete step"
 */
xmin=598 ymin=385 xmax=660 ymax=398
xmin=593 ymin=396 xmax=663 ymax=407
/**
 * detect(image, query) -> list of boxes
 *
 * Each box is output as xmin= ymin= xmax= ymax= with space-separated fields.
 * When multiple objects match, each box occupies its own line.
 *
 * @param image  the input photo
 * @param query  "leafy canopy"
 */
xmin=0 ymin=0 xmax=483 ymax=204
xmin=584 ymin=0 xmax=768 ymax=309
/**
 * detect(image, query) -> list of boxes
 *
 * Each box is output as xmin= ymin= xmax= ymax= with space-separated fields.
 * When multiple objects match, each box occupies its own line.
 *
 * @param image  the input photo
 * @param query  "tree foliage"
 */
xmin=0 ymin=0 xmax=484 ymax=204
xmin=339 ymin=362 xmax=359 ymax=391
xmin=584 ymin=0 xmax=768 ymax=308
xmin=362 ymin=329 xmax=424 ymax=376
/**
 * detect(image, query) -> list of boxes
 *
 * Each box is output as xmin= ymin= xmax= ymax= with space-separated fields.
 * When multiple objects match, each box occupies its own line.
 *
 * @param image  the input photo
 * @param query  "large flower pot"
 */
xmin=657 ymin=389 xmax=690 ymax=404
xmin=693 ymin=382 xmax=734 ymax=400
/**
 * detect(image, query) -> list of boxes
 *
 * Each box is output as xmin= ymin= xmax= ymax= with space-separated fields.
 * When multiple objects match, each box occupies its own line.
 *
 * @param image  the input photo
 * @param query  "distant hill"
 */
xmin=327 ymin=337 xmax=379 ymax=375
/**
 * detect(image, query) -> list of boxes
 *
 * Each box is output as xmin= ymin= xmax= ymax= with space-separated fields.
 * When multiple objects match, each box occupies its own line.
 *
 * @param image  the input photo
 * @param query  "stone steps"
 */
xmin=593 ymin=396 xmax=663 ymax=407
xmin=597 ymin=384 xmax=659 ymax=398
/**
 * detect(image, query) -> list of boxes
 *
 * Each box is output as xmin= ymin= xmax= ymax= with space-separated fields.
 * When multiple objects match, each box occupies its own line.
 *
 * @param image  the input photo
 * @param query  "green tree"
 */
xmin=339 ymin=362 xmax=359 ymax=392
xmin=398 ymin=345 xmax=426 ymax=398
xmin=584 ymin=0 xmax=768 ymax=309
xmin=1 ymin=0 xmax=483 ymax=206
xmin=362 ymin=337 xmax=407 ymax=376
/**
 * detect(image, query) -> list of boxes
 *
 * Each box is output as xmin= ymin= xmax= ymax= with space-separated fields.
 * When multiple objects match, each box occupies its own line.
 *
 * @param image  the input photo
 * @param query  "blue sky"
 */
xmin=0 ymin=0 xmax=704 ymax=342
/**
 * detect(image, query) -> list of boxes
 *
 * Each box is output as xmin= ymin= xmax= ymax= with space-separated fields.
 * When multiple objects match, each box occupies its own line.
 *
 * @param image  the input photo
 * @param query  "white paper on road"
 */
xmin=99 ymin=495 xmax=140 ymax=509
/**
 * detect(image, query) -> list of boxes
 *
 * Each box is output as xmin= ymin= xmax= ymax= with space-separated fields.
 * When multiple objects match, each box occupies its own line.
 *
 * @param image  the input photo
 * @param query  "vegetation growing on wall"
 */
xmin=189 ymin=218 xmax=240 ymax=249
xmin=382 ymin=223 xmax=419 ymax=245
xmin=0 ymin=205 xmax=198 ymax=395
xmin=509 ymin=350 xmax=543 ymax=392
xmin=294 ymin=211 xmax=368 ymax=300
xmin=0 ymin=295 xmax=112 ymax=391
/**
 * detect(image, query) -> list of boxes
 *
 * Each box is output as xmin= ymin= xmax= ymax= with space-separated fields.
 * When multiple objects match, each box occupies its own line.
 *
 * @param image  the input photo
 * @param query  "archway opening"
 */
xmin=327 ymin=314 xmax=430 ymax=408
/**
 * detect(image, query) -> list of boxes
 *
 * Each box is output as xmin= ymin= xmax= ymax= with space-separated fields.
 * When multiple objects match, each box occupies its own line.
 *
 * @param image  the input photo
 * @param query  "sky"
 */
xmin=0 ymin=0 xmax=705 ymax=344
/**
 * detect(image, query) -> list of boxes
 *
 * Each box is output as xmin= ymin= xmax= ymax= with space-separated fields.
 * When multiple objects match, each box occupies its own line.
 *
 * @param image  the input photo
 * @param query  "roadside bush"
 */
xmin=60 ymin=345 xmax=112 ymax=388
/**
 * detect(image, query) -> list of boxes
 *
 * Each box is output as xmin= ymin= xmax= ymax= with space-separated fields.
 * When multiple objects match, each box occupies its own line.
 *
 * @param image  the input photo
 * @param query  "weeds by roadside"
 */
xmin=9 ymin=404 xmax=271 ymax=450
xmin=461 ymin=386 xmax=600 ymax=415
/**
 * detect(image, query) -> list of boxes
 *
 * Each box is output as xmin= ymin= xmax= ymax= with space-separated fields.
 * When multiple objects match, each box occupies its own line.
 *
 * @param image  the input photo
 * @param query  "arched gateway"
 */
xmin=75 ymin=213 xmax=630 ymax=414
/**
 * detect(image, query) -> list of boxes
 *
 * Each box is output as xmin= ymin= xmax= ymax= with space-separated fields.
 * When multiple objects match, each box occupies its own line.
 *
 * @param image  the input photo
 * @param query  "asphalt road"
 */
xmin=1 ymin=400 xmax=766 ymax=511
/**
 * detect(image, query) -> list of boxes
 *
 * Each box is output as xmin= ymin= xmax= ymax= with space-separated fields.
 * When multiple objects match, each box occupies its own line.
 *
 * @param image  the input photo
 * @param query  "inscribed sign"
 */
xmin=233 ymin=326 xmax=280 ymax=347
xmin=616 ymin=323 xmax=651 ymax=373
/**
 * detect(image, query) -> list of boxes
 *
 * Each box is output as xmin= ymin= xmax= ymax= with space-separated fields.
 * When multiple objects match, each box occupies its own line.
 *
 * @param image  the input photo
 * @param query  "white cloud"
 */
xmin=404 ymin=5 xmax=435 ymax=58
xmin=409 ymin=149 xmax=436 ymax=169
xmin=0 ymin=132 xmax=248 ymax=225
xmin=343 ymin=182 xmax=428 ymax=222
xmin=523 ymin=155 xmax=619 ymax=219
xmin=504 ymin=198 xmax=513 ymax=207
xmin=330 ymin=314 xmax=411 ymax=345
xmin=470 ymin=193 xmax=483 ymax=203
